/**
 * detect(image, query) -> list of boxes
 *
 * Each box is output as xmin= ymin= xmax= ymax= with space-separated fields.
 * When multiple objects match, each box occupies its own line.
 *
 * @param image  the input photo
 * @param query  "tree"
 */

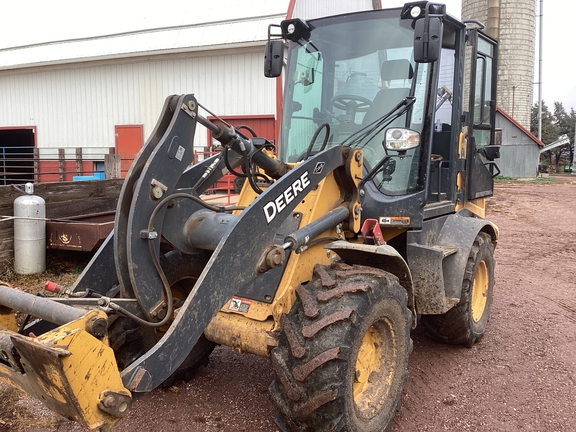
xmin=570 ymin=108 xmax=576 ymax=166
xmin=530 ymin=101 xmax=557 ymax=144
xmin=553 ymin=102 xmax=574 ymax=166
xmin=531 ymin=101 xmax=558 ymax=165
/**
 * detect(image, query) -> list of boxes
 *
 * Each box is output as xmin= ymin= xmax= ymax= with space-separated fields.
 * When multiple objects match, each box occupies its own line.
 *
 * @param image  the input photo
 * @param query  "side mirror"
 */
xmin=414 ymin=17 xmax=443 ymax=63
xmin=264 ymin=40 xmax=284 ymax=78
xmin=482 ymin=145 xmax=501 ymax=161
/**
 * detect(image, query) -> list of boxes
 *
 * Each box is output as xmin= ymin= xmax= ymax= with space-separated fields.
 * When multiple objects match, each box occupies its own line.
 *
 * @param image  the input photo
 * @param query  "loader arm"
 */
xmin=121 ymin=143 xmax=355 ymax=393
xmin=113 ymin=94 xmax=360 ymax=392
xmin=0 ymin=94 xmax=363 ymax=428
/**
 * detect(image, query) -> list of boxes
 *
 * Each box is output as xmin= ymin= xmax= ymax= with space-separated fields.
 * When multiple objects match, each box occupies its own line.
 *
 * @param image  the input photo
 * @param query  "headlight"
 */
xmin=384 ymin=128 xmax=421 ymax=151
xmin=410 ymin=6 xmax=422 ymax=18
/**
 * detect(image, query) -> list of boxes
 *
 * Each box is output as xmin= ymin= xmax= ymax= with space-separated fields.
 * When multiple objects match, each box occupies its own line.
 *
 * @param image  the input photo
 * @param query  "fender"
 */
xmin=436 ymin=208 xmax=497 ymax=298
xmin=325 ymin=240 xmax=417 ymax=328
xmin=407 ymin=209 xmax=498 ymax=314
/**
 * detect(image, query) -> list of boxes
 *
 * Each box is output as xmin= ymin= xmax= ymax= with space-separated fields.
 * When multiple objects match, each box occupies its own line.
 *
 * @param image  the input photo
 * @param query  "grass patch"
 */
xmin=494 ymin=175 xmax=559 ymax=184
xmin=1 ymin=250 xmax=91 ymax=295
xmin=530 ymin=176 xmax=558 ymax=183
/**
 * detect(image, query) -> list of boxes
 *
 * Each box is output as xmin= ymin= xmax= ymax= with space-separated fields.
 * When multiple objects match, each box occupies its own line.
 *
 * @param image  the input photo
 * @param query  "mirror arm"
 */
xmin=359 ymin=155 xmax=393 ymax=189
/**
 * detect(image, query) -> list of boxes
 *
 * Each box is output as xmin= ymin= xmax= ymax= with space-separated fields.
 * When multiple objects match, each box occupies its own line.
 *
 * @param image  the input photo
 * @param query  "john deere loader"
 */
xmin=0 ymin=2 xmax=500 ymax=431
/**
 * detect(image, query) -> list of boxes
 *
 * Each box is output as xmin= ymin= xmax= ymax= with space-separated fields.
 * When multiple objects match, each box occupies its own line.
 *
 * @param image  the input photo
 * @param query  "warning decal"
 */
xmin=379 ymin=216 xmax=411 ymax=226
xmin=229 ymin=297 xmax=252 ymax=314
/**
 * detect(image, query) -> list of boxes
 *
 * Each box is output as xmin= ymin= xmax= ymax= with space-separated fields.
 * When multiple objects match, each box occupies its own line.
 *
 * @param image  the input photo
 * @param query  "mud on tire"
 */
xmin=269 ymin=263 xmax=413 ymax=432
xmin=421 ymin=232 xmax=495 ymax=347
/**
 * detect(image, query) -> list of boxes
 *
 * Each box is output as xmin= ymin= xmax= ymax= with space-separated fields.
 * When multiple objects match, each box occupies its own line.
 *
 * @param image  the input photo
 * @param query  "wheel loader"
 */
xmin=0 ymin=2 xmax=500 ymax=431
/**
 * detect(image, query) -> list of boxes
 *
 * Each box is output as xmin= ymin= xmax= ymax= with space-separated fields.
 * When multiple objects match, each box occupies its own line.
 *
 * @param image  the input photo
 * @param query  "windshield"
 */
xmin=280 ymin=9 xmax=431 ymax=196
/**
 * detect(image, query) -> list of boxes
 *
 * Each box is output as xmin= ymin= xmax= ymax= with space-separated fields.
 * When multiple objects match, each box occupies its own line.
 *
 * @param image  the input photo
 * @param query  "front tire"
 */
xmin=421 ymin=232 xmax=495 ymax=347
xmin=270 ymin=263 xmax=412 ymax=432
xmin=109 ymin=250 xmax=216 ymax=386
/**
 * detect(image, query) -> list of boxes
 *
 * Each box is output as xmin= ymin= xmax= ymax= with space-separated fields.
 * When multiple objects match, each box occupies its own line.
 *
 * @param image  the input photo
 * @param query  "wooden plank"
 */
xmin=0 ymin=179 xmax=123 ymax=273
xmin=34 ymin=148 xmax=40 ymax=183
xmin=0 ymin=221 xmax=13 ymax=271
xmin=105 ymin=154 xmax=121 ymax=179
xmin=75 ymin=148 xmax=83 ymax=176
xmin=58 ymin=149 xmax=65 ymax=182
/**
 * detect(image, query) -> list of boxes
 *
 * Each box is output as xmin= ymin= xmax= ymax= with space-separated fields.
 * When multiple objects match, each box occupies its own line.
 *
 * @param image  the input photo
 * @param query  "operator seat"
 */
xmin=363 ymin=59 xmax=414 ymax=126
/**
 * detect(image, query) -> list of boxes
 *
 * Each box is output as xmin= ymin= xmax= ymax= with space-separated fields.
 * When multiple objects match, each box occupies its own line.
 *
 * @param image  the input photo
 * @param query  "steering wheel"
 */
xmin=331 ymin=95 xmax=373 ymax=113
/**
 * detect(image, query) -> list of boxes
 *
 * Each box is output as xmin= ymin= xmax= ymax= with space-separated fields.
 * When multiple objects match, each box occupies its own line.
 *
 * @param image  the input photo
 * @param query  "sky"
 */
xmin=0 ymin=0 xmax=573 ymax=111
xmin=386 ymin=0 xmax=575 ymax=112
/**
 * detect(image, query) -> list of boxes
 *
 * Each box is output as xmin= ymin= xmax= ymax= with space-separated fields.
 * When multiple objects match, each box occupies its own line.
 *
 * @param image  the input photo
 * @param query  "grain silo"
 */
xmin=462 ymin=0 xmax=536 ymax=129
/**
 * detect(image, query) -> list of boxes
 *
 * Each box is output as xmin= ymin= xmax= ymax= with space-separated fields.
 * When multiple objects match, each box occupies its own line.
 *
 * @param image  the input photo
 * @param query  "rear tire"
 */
xmin=421 ymin=232 xmax=495 ymax=347
xmin=270 ymin=263 xmax=412 ymax=432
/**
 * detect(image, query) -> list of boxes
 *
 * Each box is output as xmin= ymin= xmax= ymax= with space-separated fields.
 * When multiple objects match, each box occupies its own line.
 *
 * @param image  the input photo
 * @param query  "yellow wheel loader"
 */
xmin=0 ymin=3 xmax=500 ymax=431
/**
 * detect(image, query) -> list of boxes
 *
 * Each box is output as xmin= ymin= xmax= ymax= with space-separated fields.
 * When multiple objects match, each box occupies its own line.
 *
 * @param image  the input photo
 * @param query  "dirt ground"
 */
xmin=1 ymin=179 xmax=575 ymax=432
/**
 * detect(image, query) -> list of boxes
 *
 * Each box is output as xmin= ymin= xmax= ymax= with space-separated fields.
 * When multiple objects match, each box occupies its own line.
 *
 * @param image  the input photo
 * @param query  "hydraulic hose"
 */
xmin=109 ymin=193 xmax=244 ymax=327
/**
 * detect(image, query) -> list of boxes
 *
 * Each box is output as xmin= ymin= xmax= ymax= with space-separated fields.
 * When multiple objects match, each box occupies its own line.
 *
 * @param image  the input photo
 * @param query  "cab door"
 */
xmin=466 ymin=30 xmax=498 ymax=200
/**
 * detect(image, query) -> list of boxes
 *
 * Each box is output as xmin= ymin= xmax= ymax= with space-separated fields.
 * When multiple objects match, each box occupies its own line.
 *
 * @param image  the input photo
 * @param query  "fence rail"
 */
xmin=0 ymin=146 xmax=126 ymax=184
xmin=0 ymin=148 xmax=239 ymax=272
xmin=1 ymin=147 xmax=242 ymax=195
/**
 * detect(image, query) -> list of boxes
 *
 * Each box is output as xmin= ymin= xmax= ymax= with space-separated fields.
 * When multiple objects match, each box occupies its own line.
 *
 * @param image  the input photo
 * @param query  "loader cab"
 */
xmin=267 ymin=2 xmax=498 ymax=229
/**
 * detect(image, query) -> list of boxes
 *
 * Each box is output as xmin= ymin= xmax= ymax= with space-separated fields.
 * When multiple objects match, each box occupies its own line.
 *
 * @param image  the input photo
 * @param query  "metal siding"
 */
xmin=498 ymin=145 xmax=539 ymax=178
xmin=292 ymin=0 xmax=374 ymax=19
xmin=0 ymin=50 xmax=275 ymax=156
xmin=495 ymin=113 xmax=540 ymax=178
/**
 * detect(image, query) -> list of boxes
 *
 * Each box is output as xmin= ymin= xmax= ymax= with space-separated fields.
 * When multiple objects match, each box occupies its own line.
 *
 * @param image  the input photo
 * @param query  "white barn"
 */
xmin=0 ymin=0 xmax=377 ymax=183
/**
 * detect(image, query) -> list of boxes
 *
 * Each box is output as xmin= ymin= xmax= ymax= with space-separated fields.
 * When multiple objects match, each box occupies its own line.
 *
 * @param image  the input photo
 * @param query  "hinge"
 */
xmin=456 ymin=158 xmax=466 ymax=172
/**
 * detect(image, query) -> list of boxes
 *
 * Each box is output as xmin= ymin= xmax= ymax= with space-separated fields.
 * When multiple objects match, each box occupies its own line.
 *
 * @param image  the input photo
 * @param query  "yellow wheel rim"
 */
xmin=471 ymin=260 xmax=489 ymax=322
xmin=353 ymin=320 xmax=395 ymax=417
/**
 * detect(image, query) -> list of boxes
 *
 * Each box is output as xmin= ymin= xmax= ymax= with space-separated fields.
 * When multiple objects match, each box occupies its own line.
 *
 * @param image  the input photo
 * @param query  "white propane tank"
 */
xmin=14 ymin=183 xmax=46 ymax=274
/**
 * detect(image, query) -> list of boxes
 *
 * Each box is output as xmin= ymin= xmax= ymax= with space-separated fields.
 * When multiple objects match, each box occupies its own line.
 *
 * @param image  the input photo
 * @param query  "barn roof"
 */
xmin=496 ymin=106 xmax=544 ymax=147
xmin=0 ymin=2 xmax=289 ymax=71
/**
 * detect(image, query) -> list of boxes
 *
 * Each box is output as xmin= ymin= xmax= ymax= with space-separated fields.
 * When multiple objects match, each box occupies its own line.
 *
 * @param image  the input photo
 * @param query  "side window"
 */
xmin=285 ymin=48 xmax=325 ymax=160
xmin=473 ymin=57 xmax=485 ymax=124
xmin=472 ymin=37 xmax=496 ymax=151
xmin=435 ymin=48 xmax=456 ymax=127
xmin=428 ymin=48 xmax=456 ymax=203
xmin=473 ymin=55 xmax=493 ymax=126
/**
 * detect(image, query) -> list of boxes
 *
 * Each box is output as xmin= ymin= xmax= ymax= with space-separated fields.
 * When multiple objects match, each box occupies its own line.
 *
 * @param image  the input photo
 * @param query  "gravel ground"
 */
xmin=1 ymin=179 xmax=575 ymax=432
